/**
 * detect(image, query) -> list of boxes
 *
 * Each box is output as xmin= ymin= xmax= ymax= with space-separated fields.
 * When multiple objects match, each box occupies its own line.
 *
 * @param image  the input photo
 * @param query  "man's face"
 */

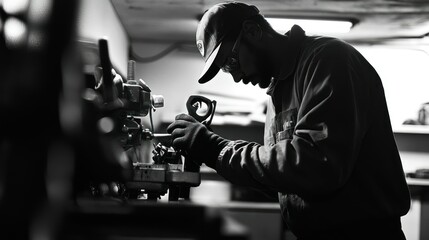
xmin=236 ymin=41 xmax=272 ymax=88
xmin=220 ymin=31 xmax=272 ymax=89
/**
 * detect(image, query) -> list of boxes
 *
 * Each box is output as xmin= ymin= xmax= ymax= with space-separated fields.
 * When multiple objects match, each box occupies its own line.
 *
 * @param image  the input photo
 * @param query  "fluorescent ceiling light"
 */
xmin=266 ymin=18 xmax=353 ymax=34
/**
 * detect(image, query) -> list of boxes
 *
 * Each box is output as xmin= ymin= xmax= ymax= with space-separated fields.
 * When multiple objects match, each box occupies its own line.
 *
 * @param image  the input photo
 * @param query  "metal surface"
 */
xmin=152 ymin=133 xmax=172 ymax=138
xmin=128 ymin=163 xmax=201 ymax=196
xmin=61 ymin=200 xmax=248 ymax=240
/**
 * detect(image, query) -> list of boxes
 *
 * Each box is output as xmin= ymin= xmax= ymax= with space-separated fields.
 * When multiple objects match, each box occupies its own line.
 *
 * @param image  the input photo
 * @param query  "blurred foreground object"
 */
xmin=0 ymin=0 xmax=80 ymax=239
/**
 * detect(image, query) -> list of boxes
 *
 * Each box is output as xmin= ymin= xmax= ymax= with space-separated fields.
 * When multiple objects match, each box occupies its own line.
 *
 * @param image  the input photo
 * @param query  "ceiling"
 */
xmin=111 ymin=0 xmax=429 ymax=47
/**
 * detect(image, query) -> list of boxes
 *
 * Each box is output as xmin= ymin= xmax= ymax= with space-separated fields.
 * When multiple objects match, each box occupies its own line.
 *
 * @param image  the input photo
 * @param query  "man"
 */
xmin=167 ymin=2 xmax=411 ymax=239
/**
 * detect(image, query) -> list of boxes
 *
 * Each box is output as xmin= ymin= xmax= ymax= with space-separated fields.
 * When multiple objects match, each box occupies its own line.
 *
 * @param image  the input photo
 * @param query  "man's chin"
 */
xmin=242 ymin=75 xmax=271 ymax=88
xmin=256 ymin=77 xmax=271 ymax=89
xmin=258 ymin=81 xmax=270 ymax=89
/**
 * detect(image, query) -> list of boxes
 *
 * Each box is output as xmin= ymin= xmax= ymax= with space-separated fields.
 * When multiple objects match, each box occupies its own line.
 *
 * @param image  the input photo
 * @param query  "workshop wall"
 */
xmin=356 ymin=45 xmax=429 ymax=129
xmin=76 ymin=0 xmax=129 ymax=76
xmin=133 ymin=43 xmax=267 ymax=127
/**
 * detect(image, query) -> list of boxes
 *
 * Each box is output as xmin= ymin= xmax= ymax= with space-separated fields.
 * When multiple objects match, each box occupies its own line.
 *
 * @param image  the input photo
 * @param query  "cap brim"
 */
xmin=198 ymin=43 xmax=222 ymax=84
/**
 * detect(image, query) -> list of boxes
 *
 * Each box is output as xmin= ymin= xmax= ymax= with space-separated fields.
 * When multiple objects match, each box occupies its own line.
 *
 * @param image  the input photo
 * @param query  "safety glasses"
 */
xmin=221 ymin=29 xmax=243 ymax=74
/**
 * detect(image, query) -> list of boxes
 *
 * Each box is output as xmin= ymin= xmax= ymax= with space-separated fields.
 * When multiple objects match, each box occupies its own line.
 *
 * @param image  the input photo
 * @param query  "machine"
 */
xmin=87 ymin=39 xmax=217 ymax=201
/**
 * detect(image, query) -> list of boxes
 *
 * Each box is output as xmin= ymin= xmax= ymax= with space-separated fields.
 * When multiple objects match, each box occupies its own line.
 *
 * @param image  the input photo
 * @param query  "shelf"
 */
xmin=208 ymin=201 xmax=280 ymax=211
xmin=406 ymin=177 xmax=429 ymax=187
xmin=393 ymin=125 xmax=429 ymax=134
xmin=407 ymin=177 xmax=429 ymax=187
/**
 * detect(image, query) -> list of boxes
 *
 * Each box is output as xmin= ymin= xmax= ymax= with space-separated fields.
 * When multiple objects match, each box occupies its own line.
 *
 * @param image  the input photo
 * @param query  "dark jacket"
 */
xmin=213 ymin=25 xmax=411 ymax=236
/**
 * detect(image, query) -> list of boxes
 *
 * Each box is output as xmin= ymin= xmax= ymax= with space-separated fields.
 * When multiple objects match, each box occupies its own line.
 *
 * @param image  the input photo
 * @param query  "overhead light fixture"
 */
xmin=266 ymin=17 xmax=354 ymax=34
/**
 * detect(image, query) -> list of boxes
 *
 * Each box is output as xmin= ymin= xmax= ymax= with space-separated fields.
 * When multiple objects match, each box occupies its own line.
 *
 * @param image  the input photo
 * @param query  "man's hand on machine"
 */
xmin=167 ymin=113 xmax=213 ymax=165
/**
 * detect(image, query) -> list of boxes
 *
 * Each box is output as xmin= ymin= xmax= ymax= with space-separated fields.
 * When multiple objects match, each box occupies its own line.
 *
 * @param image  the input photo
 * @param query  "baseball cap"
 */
xmin=196 ymin=2 xmax=260 ymax=83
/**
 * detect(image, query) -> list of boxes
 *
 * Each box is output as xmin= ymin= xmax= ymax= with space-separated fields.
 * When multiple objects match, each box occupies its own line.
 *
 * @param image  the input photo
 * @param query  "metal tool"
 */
xmin=186 ymin=95 xmax=217 ymax=126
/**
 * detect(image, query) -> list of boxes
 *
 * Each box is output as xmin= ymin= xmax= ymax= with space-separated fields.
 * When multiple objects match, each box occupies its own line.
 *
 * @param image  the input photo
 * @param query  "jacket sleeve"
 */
xmin=215 ymin=40 xmax=370 ymax=198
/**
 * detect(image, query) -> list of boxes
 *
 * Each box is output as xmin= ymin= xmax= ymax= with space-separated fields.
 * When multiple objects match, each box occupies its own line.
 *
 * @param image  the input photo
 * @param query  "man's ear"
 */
xmin=242 ymin=20 xmax=262 ymax=41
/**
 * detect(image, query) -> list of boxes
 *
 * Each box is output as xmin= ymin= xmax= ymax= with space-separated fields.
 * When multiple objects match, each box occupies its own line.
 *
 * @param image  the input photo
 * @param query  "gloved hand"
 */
xmin=166 ymin=113 xmax=227 ymax=168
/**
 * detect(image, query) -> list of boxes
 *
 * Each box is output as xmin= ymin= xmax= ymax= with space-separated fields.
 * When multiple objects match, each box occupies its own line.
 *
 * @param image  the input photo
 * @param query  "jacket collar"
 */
xmin=266 ymin=25 xmax=306 ymax=96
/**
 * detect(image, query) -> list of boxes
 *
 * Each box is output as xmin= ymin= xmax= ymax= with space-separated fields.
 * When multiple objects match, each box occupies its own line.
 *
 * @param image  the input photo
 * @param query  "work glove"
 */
xmin=166 ymin=113 xmax=228 ymax=168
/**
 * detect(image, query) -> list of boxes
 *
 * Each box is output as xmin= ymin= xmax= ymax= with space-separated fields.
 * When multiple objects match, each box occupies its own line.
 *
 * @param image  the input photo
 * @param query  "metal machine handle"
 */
xmin=186 ymin=95 xmax=216 ymax=126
